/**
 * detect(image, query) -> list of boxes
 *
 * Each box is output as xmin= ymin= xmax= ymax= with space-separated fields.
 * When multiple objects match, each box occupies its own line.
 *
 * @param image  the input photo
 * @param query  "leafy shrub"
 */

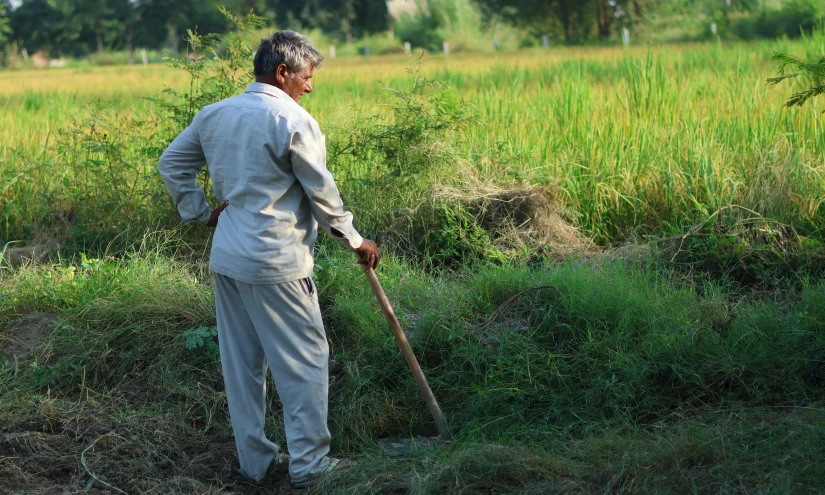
xmin=34 ymin=9 xmax=265 ymax=249
xmin=181 ymin=325 xmax=219 ymax=362
xmin=733 ymin=0 xmax=825 ymax=40
xmin=418 ymin=201 xmax=506 ymax=266
xmin=326 ymin=61 xmax=473 ymax=239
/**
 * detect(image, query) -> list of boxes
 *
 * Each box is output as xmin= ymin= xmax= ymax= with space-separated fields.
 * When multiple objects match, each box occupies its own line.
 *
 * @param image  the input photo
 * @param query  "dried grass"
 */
xmin=432 ymin=180 xmax=597 ymax=257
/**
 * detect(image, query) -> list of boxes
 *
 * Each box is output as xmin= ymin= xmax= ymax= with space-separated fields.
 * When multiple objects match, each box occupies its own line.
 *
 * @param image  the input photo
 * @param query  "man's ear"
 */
xmin=275 ymin=63 xmax=290 ymax=82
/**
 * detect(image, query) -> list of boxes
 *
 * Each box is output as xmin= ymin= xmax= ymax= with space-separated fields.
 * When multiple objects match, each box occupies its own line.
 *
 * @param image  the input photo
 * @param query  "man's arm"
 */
xmin=290 ymin=119 xmax=380 ymax=269
xmin=158 ymin=116 xmax=219 ymax=226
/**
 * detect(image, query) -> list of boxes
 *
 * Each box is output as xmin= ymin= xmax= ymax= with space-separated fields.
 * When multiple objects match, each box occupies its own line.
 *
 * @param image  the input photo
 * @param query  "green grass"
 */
xmin=2 ymin=247 xmax=824 ymax=492
xmin=2 ymin=35 xmax=825 ymax=246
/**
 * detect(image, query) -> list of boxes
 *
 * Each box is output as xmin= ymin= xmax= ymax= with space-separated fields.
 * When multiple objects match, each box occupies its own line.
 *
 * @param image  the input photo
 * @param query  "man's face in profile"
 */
xmin=279 ymin=65 xmax=314 ymax=103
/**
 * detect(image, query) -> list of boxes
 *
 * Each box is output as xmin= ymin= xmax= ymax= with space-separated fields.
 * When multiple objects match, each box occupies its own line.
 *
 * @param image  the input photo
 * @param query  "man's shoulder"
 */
xmin=209 ymin=91 xmax=309 ymax=113
xmin=203 ymin=92 xmax=252 ymax=111
xmin=198 ymin=92 xmax=318 ymax=133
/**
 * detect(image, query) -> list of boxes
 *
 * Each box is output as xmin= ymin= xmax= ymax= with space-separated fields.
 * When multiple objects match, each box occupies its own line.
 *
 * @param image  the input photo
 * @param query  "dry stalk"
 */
xmin=81 ymin=432 xmax=129 ymax=495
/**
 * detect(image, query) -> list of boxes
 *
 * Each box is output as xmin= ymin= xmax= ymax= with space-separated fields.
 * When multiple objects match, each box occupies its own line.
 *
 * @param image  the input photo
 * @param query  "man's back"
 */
xmin=158 ymin=82 xmax=361 ymax=285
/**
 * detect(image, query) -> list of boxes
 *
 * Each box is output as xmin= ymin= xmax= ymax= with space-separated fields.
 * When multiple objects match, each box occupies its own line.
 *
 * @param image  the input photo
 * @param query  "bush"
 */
xmin=734 ymin=0 xmax=825 ymax=40
xmin=326 ymin=62 xmax=473 ymax=242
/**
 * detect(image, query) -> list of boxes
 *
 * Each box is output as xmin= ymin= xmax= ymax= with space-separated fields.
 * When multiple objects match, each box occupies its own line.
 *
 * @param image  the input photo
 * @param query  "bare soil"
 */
xmin=1 ymin=231 xmax=65 ymax=269
xmin=1 ymin=245 xmax=52 ymax=268
xmin=0 ymin=415 xmax=301 ymax=494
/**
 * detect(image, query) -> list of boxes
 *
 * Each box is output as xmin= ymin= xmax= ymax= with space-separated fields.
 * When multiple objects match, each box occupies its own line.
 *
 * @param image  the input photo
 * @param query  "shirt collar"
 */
xmin=245 ymin=82 xmax=290 ymax=100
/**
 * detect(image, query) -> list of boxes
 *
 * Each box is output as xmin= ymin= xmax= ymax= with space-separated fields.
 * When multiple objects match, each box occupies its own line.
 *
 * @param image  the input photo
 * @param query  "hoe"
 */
xmin=363 ymin=268 xmax=450 ymax=454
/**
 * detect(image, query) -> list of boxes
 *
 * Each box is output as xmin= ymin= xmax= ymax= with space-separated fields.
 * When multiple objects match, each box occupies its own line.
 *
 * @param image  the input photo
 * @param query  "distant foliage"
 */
xmin=0 ymin=5 xmax=10 ymax=46
xmin=733 ymin=0 xmax=825 ymax=40
xmin=393 ymin=0 xmax=506 ymax=52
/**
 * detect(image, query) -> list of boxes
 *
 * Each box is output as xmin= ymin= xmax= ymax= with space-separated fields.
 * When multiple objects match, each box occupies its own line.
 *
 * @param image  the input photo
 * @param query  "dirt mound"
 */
xmin=1 ymin=244 xmax=52 ymax=268
xmin=1 ymin=313 xmax=56 ymax=363
xmin=1 ymin=232 xmax=63 ymax=268
xmin=435 ymin=183 xmax=596 ymax=256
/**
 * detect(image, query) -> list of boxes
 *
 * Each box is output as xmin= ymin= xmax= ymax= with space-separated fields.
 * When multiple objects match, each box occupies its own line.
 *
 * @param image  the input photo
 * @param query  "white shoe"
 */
xmin=291 ymin=457 xmax=350 ymax=488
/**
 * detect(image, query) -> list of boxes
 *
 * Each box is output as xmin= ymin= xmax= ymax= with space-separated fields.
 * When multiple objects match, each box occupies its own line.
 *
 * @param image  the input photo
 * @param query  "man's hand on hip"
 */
xmin=355 ymin=239 xmax=380 ymax=271
xmin=206 ymin=201 xmax=229 ymax=228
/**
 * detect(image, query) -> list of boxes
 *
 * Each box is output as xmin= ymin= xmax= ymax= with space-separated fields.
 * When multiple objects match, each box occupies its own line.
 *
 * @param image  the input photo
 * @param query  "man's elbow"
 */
xmin=157 ymin=152 xmax=172 ymax=178
xmin=157 ymin=153 xmax=188 ymax=182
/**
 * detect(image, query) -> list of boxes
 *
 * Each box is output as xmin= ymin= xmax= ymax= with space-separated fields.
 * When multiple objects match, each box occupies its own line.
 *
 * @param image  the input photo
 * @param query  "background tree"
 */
xmin=8 ymin=0 xmax=83 ymax=55
xmin=476 ymin=0 xmax=659 ymax=43
xmin=0 ymin=1 xmax=11 ymax=46
xmin=272 ymin=0 xmax=388 ymax=40
xmin=64 ymin=0 xmax=121 ymax=55
xmin=2 ymin=0 xmax=822 ymax=58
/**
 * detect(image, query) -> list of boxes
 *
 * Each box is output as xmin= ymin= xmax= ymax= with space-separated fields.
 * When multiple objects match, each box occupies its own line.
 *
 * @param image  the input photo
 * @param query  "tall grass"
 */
xmin=2 ymin=34 xmax=824 ymax=247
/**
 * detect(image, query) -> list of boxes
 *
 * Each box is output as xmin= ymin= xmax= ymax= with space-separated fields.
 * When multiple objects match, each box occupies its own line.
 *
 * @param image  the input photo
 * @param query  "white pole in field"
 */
xmin=404 ymin=41 xmax=411 ymax=53
xmin=711 ymin=22 xmax=718 ymax=36
xmin=140 ymin=49 xmax=148 ymax=65
xmin=442 ymin=41 xmax=449 ymax=54
xmin=329 ymin=45 xmax=336 ymax=58
xmin=21 ymin=48 xmax=29 ymax=62
xmin=541 ymin=35 xmax=549 ymax=48
xmin=364 ymin=45 xmax=370 ymax=56
xmin=622 ymin=28 xmax=630 ymax=47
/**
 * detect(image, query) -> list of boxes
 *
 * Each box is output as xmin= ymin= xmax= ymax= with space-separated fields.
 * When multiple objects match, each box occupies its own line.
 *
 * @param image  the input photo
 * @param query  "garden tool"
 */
xmin=363 ymin=268 xmax=450 ymax=454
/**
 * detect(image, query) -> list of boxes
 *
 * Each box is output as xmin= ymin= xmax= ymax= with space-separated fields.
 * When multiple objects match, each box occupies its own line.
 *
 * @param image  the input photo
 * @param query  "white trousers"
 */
xmin=213 ymin=273 xmax=332 ymax=481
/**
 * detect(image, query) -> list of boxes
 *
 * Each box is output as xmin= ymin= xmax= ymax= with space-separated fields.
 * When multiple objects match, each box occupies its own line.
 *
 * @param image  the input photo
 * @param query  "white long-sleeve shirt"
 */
xmin=158 ymin=82 xmax=363 ymax=284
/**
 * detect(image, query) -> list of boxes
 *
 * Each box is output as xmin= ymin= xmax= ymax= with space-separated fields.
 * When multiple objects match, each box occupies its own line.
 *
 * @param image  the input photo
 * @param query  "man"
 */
xmin=158 ymin=30 xmax=380 ymax=488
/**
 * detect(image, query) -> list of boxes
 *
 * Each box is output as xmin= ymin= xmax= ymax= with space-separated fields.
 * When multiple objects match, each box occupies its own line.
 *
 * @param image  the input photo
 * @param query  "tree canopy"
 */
xmin=1 ymin=0 xmax=822 ymax=58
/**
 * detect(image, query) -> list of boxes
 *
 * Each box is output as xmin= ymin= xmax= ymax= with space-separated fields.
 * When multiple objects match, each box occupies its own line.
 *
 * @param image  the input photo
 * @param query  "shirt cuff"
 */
xmin=176 ymin=202 xmax=212 ymax=225
xmin=331 ymin=227 xmax=363 ymax=251
xmin=195 ymin=207 xmax=213 ymax=225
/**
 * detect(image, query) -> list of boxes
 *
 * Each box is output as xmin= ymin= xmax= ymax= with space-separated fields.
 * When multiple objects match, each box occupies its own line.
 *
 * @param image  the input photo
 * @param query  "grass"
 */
xmin=1 ymin=246 xmax=823 ymax=492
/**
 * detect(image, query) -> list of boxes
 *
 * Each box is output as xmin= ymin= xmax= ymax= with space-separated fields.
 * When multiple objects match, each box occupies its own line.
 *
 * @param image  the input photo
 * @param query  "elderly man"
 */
xmin=158 ymin=30 xmax=379 ymax=488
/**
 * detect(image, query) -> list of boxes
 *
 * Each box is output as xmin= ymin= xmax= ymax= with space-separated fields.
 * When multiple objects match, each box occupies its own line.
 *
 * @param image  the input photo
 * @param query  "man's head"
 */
xmin=254 ymin=30 xmax=324 ymax=104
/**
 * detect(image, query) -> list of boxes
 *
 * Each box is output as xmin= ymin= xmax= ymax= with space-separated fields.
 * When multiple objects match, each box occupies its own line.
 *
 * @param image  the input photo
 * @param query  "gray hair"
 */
xmin=254 ymin=30 xmax=324 ymax=76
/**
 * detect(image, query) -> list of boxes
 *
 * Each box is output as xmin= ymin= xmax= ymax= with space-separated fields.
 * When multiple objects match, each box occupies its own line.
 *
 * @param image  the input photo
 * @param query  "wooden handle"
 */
xmin=364 ymin=268 xmax=449 ymax=438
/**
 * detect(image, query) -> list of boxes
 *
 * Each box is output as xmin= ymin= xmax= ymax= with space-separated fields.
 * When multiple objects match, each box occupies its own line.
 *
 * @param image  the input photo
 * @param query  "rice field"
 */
xmin=2 ymin=35 xmax=824 ymax=244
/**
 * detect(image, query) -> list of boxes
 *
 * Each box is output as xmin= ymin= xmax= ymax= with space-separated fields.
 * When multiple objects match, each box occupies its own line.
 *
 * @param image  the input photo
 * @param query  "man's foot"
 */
xmin=290 ymin=457 xmax=351 ymax=489
xmin=237 ymin=453 xmax=291 ymax=486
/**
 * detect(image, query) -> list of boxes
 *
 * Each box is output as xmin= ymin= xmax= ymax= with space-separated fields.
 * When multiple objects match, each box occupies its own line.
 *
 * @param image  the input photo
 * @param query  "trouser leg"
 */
xmin=214 ymin=273 xmax=280 ymax=481
xmin=240 ymin=278 xmax=331 ymax=480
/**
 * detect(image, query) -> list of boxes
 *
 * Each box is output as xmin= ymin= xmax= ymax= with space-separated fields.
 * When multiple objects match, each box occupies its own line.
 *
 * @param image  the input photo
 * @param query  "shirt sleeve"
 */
xmin=157 ymin=115 xmax=212 ymax=225
xmin=289 ymin=118 xmax=363 ymax=251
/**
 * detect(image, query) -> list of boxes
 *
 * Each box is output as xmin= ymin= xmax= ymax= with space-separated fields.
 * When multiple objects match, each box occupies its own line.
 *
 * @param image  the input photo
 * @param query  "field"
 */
xmin=1 ymin=31 xmax=825 ymax=494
